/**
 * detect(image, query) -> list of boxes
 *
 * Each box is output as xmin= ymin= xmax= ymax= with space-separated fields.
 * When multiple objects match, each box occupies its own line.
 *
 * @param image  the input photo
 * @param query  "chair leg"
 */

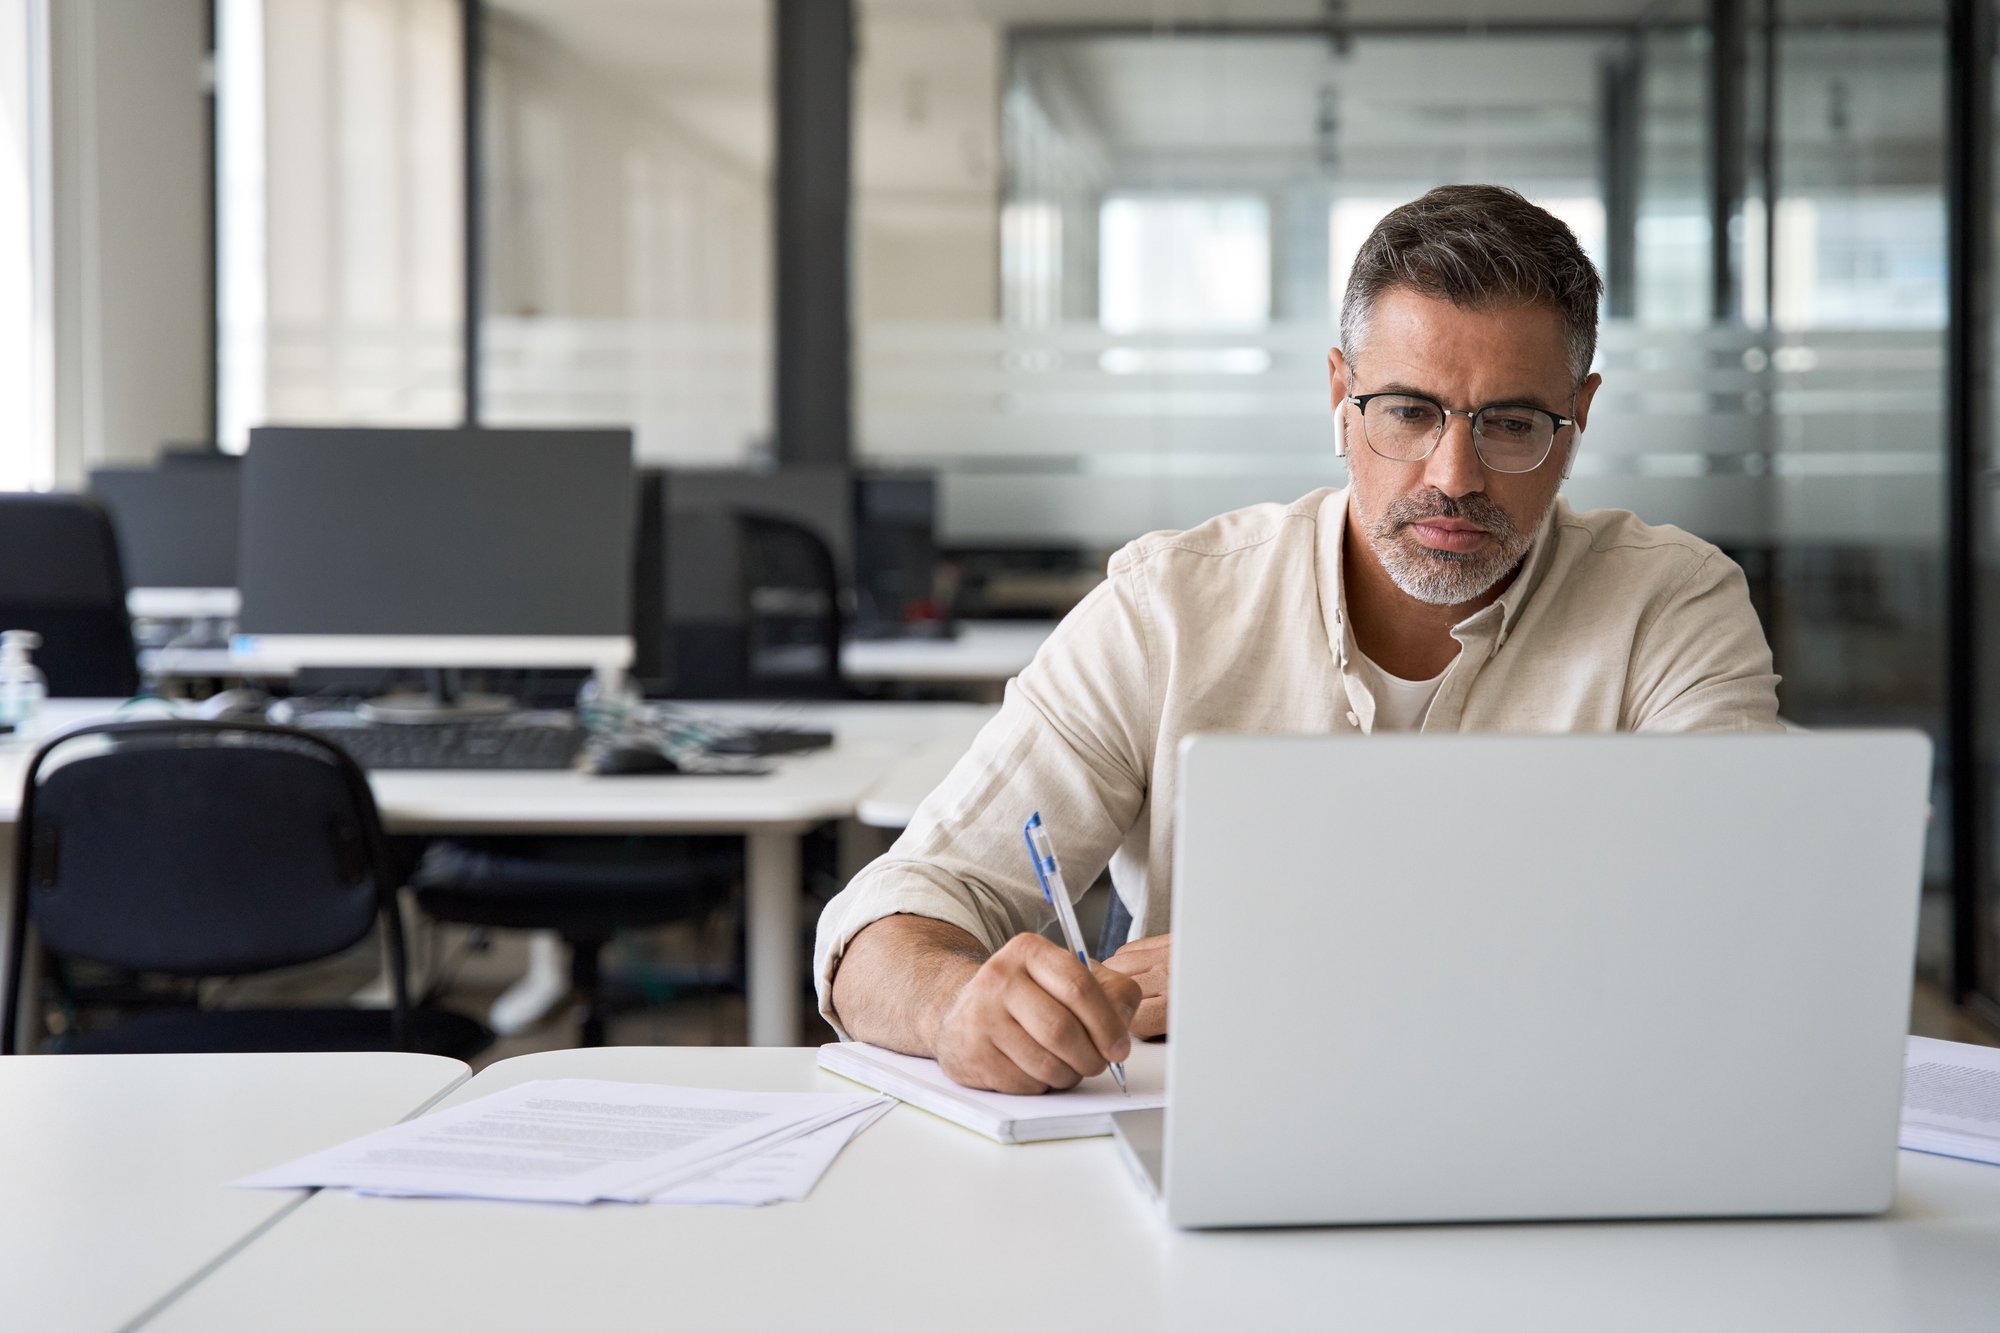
xmin=569 ymin=937 xmax=606 ymax=1048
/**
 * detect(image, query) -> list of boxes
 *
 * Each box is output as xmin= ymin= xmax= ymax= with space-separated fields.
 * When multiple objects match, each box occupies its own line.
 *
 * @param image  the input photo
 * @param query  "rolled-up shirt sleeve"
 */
xmin=1628 ymin=549 xmax=1783 ymax=733
xmin=813 ymin=565 xmax=1158 ymax=1036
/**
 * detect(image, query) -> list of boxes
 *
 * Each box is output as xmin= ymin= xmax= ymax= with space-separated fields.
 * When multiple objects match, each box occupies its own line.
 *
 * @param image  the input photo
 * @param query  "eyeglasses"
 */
xmin=1346 ymin=391 xmax=1576 ymax=475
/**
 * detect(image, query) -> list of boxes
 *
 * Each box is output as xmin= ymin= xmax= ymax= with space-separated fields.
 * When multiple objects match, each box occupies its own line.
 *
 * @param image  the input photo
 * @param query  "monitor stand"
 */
xmin=355 ymin=668 xmax=515 ymax=724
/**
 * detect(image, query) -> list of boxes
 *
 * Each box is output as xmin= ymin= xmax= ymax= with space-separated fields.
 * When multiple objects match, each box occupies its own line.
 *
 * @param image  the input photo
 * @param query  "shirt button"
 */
xmin=1345 ymin=711 xmax=1359 ymax=727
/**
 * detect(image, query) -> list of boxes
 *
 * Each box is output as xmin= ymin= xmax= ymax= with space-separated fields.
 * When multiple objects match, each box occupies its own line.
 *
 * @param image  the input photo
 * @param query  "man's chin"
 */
xmin=1381 ymin=543 xmax=1513 ymax=607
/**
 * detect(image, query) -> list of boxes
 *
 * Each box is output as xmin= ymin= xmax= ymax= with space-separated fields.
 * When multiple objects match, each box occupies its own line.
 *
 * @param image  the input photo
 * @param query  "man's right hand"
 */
xmin=932 ymin=933 xmax=1140 ymax=1094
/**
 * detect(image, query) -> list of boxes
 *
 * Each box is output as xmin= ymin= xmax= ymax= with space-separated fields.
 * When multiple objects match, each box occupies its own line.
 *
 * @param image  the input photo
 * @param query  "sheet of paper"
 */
xmin=236 ymin=1080 xmax=879 ymax=1205
xmin=819 ymin=1040 xmax=1165 ymax=1141
xmin=598 ymin=1095 xmax=891 ymax=1203
xmin=649 ymin=1099 xmax=895 ymax=1206
xmin=1902 ymin=1036 xmax=2000 ymax=1166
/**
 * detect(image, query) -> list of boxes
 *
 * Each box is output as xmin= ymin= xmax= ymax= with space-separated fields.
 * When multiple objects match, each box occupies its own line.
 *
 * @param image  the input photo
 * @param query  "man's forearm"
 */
xmin=827 ymin=914 xmax=990 ymax=1056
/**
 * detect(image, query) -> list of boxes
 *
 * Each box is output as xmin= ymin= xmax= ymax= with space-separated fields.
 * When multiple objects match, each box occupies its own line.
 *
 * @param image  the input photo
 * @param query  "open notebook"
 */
xmin=818 ymin=1041 xmax=1166 ymax=1144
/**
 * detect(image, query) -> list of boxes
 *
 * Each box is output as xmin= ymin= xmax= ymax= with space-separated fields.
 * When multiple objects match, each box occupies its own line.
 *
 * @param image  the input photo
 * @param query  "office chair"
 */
xmin=3 ymin=719 xmax=491 ymax=1057
xmin=412 ymin=836 xmax=742 ymax=1047
xmin=653 ymin=506 xmax=852 ymax=699
xmin=737 ymin=510 xmax=849 ymax=699
xmin=0 ymin=493 xmax=141 ymax=697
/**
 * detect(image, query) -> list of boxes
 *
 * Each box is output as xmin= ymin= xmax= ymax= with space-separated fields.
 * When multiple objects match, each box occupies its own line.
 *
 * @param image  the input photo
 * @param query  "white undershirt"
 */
xmin=1348 ymin=647 xmax=1448 ymax=733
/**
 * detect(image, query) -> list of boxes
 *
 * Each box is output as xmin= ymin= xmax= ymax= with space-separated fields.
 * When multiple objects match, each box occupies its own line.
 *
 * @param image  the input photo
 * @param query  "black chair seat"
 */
xmin=411 ymin=837 xmax=741 ymax=1046
xmin=53 ymin=1004 xmax=491 ymax=1059
xmin=413 ymin=839 xmax=739 ymax=935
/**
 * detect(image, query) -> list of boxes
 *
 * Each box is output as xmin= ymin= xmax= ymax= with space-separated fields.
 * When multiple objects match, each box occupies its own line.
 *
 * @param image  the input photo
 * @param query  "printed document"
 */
xmin=236 ymin=1080 xmax=891 ymax=1205
xmin=1902 ymin=1036 xmax=2000 ymax=1167
xmin=651 ymin=1099 xmax=896 ymax=1206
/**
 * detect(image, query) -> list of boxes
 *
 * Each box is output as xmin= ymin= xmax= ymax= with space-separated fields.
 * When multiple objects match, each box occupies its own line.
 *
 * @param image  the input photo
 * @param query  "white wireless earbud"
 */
xmin=1561 ymin=428 xmax=1581 ymax=480
xmin=1334 ymin=405 xmax=1348 ymax=459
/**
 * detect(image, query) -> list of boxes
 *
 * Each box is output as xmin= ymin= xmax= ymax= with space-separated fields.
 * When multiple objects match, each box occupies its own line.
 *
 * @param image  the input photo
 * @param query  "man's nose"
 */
xmin=1422 ymin=413 xmax=1487 ymax=498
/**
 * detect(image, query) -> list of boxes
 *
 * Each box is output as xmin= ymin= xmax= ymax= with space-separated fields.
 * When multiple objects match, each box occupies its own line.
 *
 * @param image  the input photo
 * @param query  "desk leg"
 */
xmin=745 ymin=831 xmax=802 ymax=1047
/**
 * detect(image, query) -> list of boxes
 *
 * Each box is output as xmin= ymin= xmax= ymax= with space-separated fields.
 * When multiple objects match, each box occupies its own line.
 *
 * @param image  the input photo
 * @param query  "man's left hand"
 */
xmin=1102 ymin=932 xmax=1171 ymax=1040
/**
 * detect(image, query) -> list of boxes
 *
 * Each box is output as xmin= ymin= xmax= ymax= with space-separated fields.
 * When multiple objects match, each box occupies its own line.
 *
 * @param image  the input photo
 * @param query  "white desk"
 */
xmin=2 ymin=1050 xmax=466 ymax=1333
xmin=144 ymin=621 xmax=1060 ymax=690
xmin=142 ymin=1045 xmax=2000 ymax=1333
xmin=126 ymin=586 xmax=240 ymax=621
xmin=854 ymin=706 xmax=997 ymax=829
xmin=0 ymin=700 xmax=993 ymax=1047
xmin=840 ymin=619 xmax=1054 ymax=687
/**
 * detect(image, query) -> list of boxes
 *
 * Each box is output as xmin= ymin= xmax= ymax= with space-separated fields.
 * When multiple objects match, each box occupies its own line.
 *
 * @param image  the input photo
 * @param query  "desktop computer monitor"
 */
xmin=851 ymin=469 xmax=943 ymax=637
xmin=633 ymin=465 xmax=852 ymax=697
xmin=88 ymin=461 xmax=242 ymax=617
xmin=236 ymin=426 xmax=636 ymax=699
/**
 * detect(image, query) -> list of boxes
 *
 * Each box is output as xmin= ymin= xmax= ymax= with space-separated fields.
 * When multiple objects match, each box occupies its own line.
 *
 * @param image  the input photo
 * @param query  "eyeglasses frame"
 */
xmin=1344 ymin=391 xmax=1578 ymax=475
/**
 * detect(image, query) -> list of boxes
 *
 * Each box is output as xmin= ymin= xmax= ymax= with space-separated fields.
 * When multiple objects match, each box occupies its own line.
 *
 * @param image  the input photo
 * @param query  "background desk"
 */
xmin=141 ymin=1045 xmax=2000 ymax=1333
xmin=0 ymin=700 xmax=993 ymax=1047
xmin=841 ymin=619 xmax=1054 ymax=696
xmin=140 ymin=619 xmax=1060 ymax=692
xmin=855 ymin=707 xmax=997 ymax=829
xmin=2 ymin=1050 xmax=465 ymax=1333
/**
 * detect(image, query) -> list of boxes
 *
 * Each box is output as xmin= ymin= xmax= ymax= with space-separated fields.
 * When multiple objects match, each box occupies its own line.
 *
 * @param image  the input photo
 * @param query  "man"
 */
xmin=815 ymin=184 xmax=1780 ymax=1093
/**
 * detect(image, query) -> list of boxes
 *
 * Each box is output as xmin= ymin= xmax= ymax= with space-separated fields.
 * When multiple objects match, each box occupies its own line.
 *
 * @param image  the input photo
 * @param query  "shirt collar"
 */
xmin=1318 ymin=486 xmax=1565 ymax=663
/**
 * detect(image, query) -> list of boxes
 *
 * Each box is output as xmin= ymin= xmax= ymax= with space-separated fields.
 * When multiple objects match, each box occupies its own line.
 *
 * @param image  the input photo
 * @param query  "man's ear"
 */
xmin=1562 ymin=371 xmax=1601 ymax=480
xmin=1328 ymin=348 xmax=1351 ymax=458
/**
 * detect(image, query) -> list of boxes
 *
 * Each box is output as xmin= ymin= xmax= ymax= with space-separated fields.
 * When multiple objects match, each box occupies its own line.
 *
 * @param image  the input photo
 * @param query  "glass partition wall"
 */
xmin=213 ymin=0 xmax=1986 ymax=1019
xmin=853 ymin=1 xmax=1958 ymax=986
xmin=476 ymin=0 xmax=772 ymax=464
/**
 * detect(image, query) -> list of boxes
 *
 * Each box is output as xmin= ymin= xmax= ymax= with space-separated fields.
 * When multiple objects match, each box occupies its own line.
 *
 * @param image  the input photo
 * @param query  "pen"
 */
xmin=1023 ymin=811 xmax=1128 ymax=1094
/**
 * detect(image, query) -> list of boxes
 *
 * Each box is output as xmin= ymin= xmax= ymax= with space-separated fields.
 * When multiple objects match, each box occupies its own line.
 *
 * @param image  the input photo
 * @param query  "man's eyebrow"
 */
xmin=1369 ymin=380 xmax=1564 ymax=415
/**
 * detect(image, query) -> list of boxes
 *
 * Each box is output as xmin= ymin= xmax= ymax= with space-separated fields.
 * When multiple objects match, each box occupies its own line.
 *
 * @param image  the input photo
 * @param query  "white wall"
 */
xmin=48 ymin=0 xmax=210 ymax=484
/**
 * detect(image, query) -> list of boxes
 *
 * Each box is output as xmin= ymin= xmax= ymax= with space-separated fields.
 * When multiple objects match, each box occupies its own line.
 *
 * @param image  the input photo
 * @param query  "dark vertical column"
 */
xmin=1946 ymin=0 xmax=1993 ymax=1005
xmin=461 ymin=0 xmax=484 ymax=427
xmin=203 ymin=0 xmax=218 ymax=441
xmin=1708 ymin=0 xmax=1745 ymax=324
xmin=774 ymin=0 xmax=855 ymax=467
xmin=1759 ymin=0 xmax=1778 ymax=325
xmin=1599 ymin=47 xmax=1640 ymax=320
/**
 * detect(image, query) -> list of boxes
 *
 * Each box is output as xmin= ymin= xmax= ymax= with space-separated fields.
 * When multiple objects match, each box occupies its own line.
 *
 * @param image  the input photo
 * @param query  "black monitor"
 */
xmin=851 ymin=469 xmax=944 ymax=637
xmin=634 ymin=465 xmax=852 ymax=697
xmin=237 ymin=427 xmax=636 ymax=710
xmin=88 ymin=461 xmax=241 ymax=591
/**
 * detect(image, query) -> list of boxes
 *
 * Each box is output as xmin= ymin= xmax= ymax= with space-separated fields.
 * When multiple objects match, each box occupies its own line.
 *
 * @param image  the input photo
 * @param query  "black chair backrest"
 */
xmin=737 ymin=510 xmax=847 ymax=699
xmin=3 ymin=719 xmax=408 ymax=1051
xmin=0 ymin=493 xmax=140 ymax=697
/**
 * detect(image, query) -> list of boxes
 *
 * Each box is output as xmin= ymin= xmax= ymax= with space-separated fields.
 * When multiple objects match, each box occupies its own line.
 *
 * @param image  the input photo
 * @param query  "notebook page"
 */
xmin=819 ymin=1041 xmax=1165 ymax=1141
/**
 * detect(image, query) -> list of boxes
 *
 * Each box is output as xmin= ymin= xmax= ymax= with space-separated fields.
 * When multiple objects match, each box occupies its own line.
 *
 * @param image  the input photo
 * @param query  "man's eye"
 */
xmin=1386 ymin=406 xmax=1437 ymax=425
xmin=1483 ymin=413 xmax=1537 ymax=436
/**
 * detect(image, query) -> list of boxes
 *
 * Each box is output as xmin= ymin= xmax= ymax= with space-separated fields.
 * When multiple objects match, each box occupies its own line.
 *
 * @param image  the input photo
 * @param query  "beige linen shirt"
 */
xmin=814 ymin=486 xmax=1781 ymax=1033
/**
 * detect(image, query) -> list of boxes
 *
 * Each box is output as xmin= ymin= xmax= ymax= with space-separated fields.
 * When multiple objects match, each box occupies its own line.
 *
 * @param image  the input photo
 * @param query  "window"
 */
xmin=1099 ymin=194 xmax=1271 ymax=334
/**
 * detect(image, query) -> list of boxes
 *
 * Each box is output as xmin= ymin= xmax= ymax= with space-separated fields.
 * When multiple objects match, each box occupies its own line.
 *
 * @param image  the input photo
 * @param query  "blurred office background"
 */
xmin=2 ymin=0 xmax=1998 ymax=1031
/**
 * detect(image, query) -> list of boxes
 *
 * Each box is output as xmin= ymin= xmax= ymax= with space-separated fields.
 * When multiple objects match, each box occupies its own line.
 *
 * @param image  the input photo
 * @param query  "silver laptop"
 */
xmin=1114 ymin=732 xmax=1932 ymax=1229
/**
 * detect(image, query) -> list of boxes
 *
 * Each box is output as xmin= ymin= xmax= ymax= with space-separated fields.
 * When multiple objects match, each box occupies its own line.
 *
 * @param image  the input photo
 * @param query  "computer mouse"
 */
xmin=589 ymin=743 xmax=682 ymax=776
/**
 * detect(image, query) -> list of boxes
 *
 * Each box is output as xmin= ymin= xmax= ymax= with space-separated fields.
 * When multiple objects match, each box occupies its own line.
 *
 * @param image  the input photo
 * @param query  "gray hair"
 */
xmin=1338 ymin=184 xmax=1603 ymax=386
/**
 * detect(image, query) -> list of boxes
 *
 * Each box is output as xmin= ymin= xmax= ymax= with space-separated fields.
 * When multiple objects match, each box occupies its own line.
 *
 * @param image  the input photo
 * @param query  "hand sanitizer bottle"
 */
xmin=0 ymin=630 xmax=47 ymax=733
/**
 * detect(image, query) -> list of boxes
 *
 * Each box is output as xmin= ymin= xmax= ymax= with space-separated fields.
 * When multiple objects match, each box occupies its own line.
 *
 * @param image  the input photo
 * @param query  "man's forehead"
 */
xmin=1351 ymin=288 xmax=1572 ymax=385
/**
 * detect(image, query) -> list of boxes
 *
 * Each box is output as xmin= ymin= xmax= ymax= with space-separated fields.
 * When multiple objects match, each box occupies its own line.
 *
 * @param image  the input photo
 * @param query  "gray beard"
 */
xmin=1356 ymin=486 xmax=1546 ymax=607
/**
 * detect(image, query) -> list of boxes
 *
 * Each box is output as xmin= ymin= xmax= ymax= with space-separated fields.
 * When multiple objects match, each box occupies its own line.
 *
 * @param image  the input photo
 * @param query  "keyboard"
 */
xmin=303 ymin=719 xmax=587 ymax=771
